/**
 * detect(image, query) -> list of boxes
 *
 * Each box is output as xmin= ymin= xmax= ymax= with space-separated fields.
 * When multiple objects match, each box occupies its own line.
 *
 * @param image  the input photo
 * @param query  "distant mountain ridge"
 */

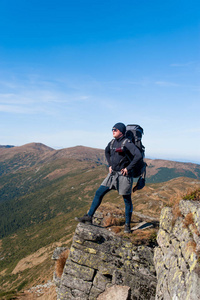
xmin=0 ymin=142 xmax=199 ymax=182
xmin=145 ymin=158 xmax=200 ymax=183
xmin=0 ymin=143 xmax=105 ymax=163
xmin=0 ymin=142 xmax=200 ymax=238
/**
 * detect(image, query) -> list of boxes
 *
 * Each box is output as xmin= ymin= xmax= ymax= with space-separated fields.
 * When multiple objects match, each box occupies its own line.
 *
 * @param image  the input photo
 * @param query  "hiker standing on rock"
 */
xmin=76 ymin=122 xmax=143 ymax=233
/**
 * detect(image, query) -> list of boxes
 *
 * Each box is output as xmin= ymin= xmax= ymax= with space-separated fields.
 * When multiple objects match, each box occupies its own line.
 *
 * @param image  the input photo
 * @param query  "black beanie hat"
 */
xmin=113 ymin=122 xmax=126 ymax=134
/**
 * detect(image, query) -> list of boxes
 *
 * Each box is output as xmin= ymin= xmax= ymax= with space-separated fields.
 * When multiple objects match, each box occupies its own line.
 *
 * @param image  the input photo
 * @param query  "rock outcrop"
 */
xmin=54 ymin=198 xmax=200 ymax=300
xmin=154 ymin=200 xmax=200 ymax=299
xmin=55 ymin=223 xmax=156 ymax=300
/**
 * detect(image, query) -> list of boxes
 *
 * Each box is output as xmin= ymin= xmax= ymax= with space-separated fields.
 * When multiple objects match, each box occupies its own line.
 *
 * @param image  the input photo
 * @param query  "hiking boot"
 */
xmin=75 ymin=214 xmax=92 ymax=224
xmin=124 ymin=224 xmax=131 ymax=233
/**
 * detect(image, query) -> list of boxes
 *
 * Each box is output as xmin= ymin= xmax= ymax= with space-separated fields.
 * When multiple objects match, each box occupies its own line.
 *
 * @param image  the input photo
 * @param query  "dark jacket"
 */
xmin=105 ymin=136 xmax=143 ymax=176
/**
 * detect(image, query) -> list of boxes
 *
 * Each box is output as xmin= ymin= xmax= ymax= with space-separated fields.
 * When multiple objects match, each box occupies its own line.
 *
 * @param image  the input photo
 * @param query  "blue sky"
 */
xmin=0 ymin=0 xmax=199 ymax=163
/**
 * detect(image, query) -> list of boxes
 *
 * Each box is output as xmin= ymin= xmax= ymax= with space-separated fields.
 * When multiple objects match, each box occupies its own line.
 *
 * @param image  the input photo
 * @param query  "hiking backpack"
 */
xmin=125 ymin=124 xmax=145 ymax=157
xmin=110 ymin=124 xmax=146 ymax=191
xmin=125 ymin=124 xmax=146 ymax=191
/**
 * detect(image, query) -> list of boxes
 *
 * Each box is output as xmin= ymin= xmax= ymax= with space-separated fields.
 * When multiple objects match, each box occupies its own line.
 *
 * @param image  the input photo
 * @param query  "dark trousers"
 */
xmin=88 ymin=185 xmax=133 ymax=225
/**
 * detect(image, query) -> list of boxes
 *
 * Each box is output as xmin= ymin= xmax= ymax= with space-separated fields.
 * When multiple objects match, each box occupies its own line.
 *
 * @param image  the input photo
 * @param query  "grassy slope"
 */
xmin=1 ymin=177 xmax=200 ymax=298
xmin=0 ymin=158 xmax=108 ymax=297
xmin=0 ymin=157 xmax=107 ymax=238
xmin=146 ymin=158 xmax=200 ymax=183
xmin=1 ymin=144 xmax=200 ymax=298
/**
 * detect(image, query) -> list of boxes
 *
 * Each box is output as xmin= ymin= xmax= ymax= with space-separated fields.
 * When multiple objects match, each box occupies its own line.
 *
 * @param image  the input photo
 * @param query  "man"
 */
xmin=76 ymin=122 xmax=143 ymax=233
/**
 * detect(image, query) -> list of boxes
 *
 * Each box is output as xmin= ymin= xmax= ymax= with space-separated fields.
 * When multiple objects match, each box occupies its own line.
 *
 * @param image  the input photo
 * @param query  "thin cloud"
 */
xmin=0 ymin=93 xmax=35 ymax=105
xmin=0 ymin=104 xmax=35 ymax=114
xmin=0 ymin=89 xmax=90 ymax=106
xmin=0 ymin=72 xmax=92 ymax=107
xmin=170 ymin=61 xmax=196 ymax=67
xmin=155 ymin=81 xmax=180 ymax=87
xmin=0 ymin=80 xmax=18 ymax=89
xmin=0 ymin=93 xmax=16 ymax=99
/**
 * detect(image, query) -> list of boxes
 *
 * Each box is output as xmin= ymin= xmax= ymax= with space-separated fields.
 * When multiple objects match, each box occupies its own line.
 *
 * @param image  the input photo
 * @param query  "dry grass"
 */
xmin=55 ymin=249 xmax=70 ymax=278
xmin=168 ymin=188 xmax=200 ymax=261
xmin=169 ymin=189 xmax=190 ymax=208
xmin=168 ymin=189 xmax=185 ymax=226
xmin=97 ymin=202 xmax=124 ymax=216
xmin=169 ymin=187 xmax=200 ymax=227
xmin=110 ymin=226 xmax=122 ymax=234
xmin=171 ymin=204 xmax=182 ymax=227
xmin=183 ymin=213 xmax=194 ymax=228
xmin=183 ymin=188 xmax=200 ymax=201
xmin=121 ymin=228 xmax=158 ymax=246
xmin=169 ymin=188 xmax=200 ymax=235
xmin=183 ymin=213 xmax=200 ymax=237
xmin=186 ymin=240 xmax=197 ymax=254
xmin=168 ymin=186 xmax=200 ymax=208
xmin=102 ymin=216 xmax=122 ymax=227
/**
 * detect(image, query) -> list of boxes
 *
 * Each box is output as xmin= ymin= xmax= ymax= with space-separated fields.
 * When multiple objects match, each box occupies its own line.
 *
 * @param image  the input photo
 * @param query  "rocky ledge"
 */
xmin=154 ymin=200 xmax=200 ymax=299
xmin=53 ymin=199 xmax=200 ymax=300
xmin=55 ymin=223 xmax=156 ymax=300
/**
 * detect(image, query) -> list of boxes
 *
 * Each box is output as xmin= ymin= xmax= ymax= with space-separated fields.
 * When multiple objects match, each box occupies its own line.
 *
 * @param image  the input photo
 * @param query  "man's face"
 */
xmin=112 ymin=128 xmax=123 ymax=139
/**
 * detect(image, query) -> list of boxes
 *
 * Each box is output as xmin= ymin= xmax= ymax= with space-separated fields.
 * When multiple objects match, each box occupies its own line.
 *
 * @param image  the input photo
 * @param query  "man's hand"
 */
xmin=121 ymin=168 xmax=128 ymax=176
xmin=109 ymin=166 xmax=112 ymax=174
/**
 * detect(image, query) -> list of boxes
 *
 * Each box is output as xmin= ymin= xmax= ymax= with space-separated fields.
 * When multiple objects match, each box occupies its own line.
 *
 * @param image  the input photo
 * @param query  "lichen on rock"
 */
xmin=154 ymin=200 xmax=200 ymax=300
xmin=55 ymin=223 xmax=156 ymax=300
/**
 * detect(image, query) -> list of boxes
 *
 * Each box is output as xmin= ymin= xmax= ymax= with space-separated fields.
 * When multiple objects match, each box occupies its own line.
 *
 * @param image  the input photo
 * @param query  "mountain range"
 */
xmin=1 ymin=142 xmax=200 ymax=238
xmin=0 ymin=142 xmax=200 ymax=298
xmin=1 ymin=142 xmax=200 ymax=180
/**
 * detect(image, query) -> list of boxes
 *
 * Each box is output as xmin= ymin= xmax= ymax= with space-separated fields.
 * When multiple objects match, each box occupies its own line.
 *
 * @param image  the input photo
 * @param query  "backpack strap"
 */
xmin=121 ymin=138 xmax=129 ymax=149
xmin=110 ymin=137 xmax=129 ymax=151
xmin=121 ymin=138 xmax=132 ymax=162
xmin=110 ymin=139 xmax=115 ymax=150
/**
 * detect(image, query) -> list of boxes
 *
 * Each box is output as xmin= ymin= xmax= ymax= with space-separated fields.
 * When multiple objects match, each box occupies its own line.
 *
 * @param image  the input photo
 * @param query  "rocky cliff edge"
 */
xmin=154 ymin=199 xmax=200 ymax=299
xmin=53 ymin=199 xmax=200 ymax=300
xmin=54 ymin=222 xmax=156 ymax=300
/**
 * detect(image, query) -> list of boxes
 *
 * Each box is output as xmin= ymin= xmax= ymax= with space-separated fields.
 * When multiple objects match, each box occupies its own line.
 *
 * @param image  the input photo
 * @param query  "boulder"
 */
xmin=56 ymin=223 xmax=156 ymax=299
